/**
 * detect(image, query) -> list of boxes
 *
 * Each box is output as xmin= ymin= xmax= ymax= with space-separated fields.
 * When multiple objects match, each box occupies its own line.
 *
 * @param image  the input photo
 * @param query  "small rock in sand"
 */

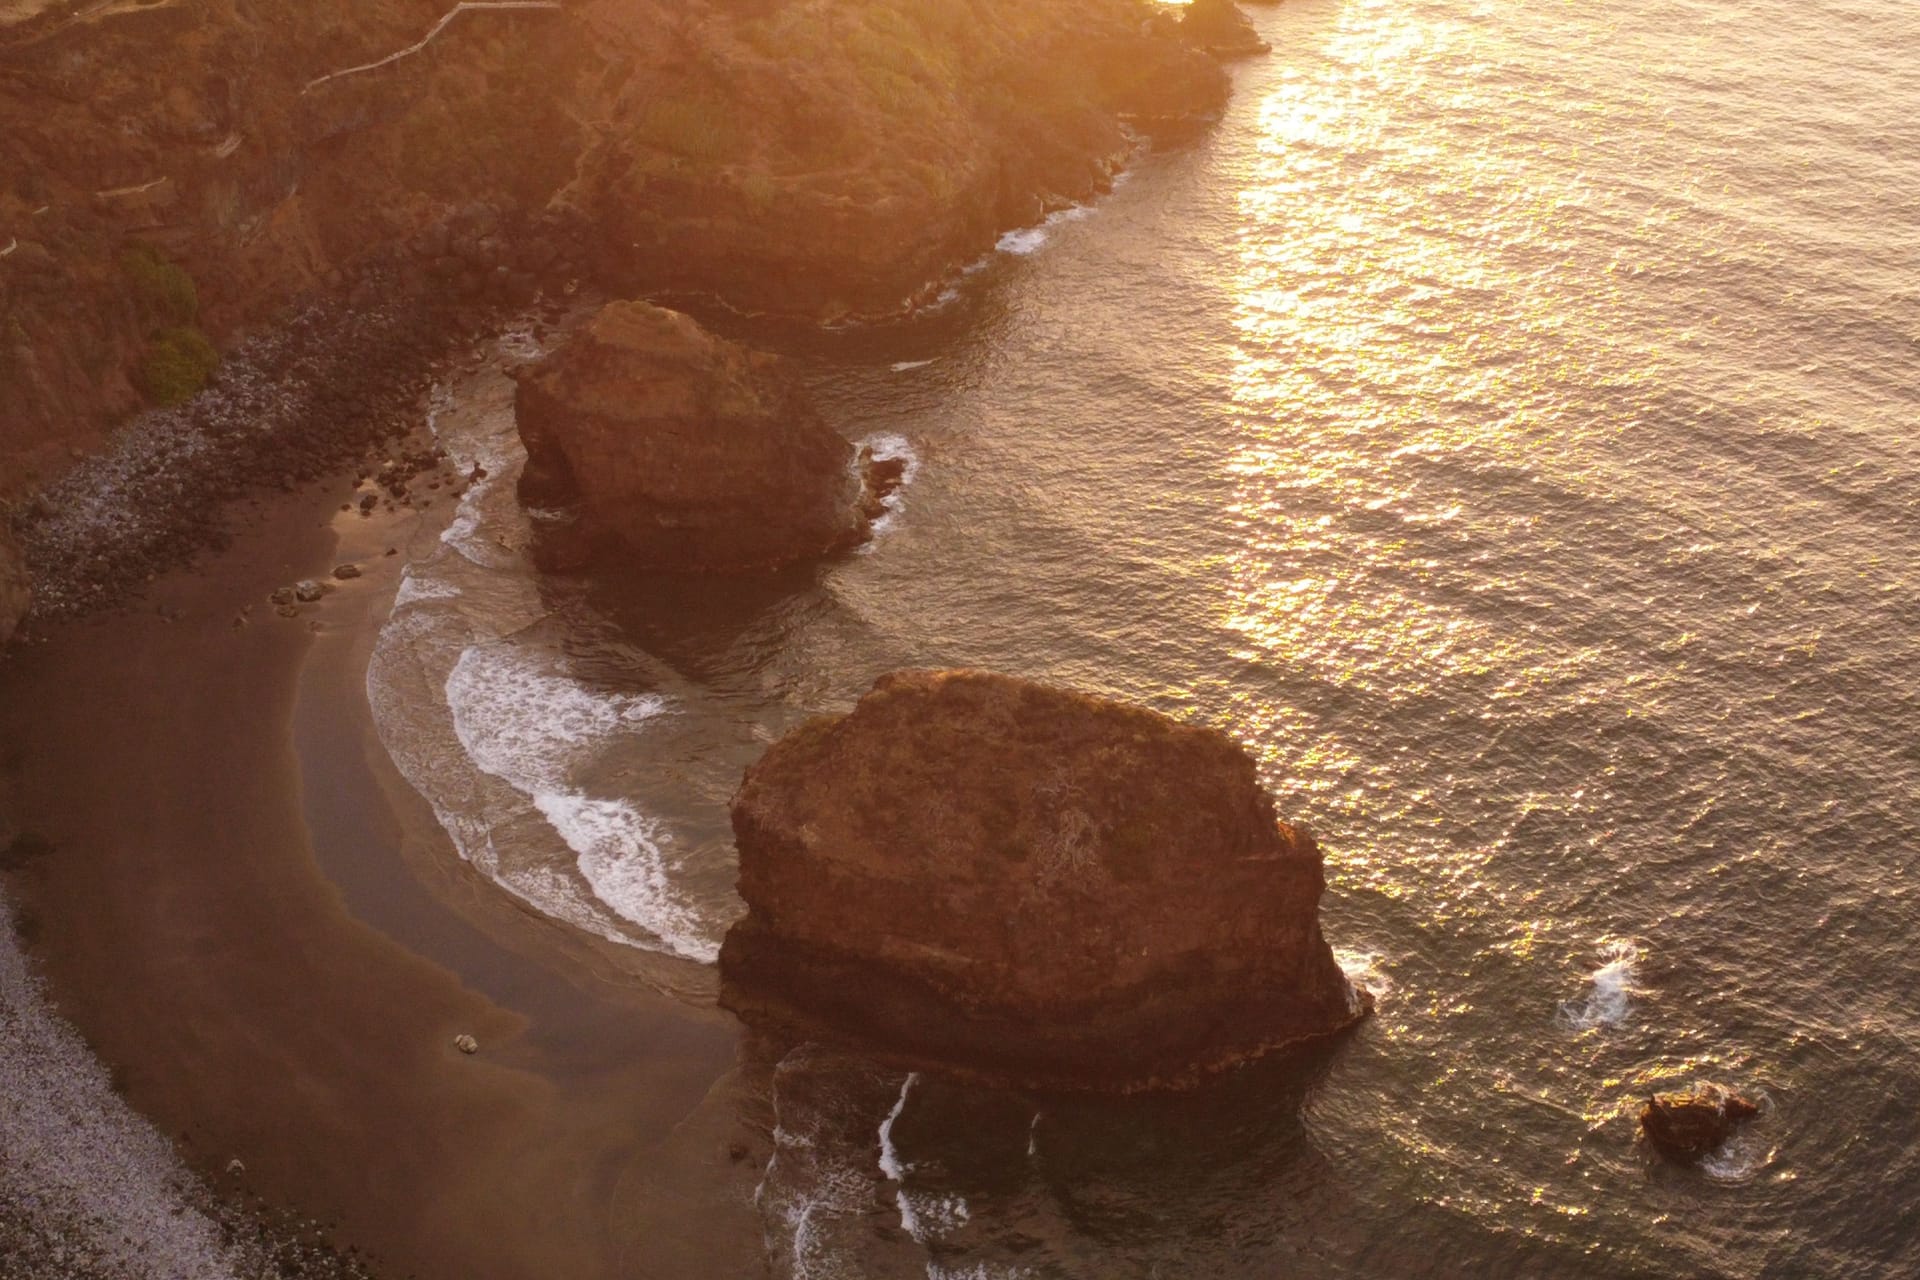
xmin=293 ymin=579 xmax=325 ymax=603
xmin=454 ymin=1034 xmax=479 ymax=1055
xmin=332 ymin=564 xmax=361 ymax=580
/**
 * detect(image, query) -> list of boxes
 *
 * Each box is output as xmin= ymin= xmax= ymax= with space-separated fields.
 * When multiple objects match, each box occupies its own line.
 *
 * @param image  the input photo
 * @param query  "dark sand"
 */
xmin=0 ymin=393 xmax=774 ymax=1278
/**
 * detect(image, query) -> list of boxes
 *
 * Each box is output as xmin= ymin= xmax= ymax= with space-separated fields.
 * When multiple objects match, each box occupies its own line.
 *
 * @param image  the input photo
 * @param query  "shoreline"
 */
xmin=0 ymin=372 xmax=755 ymax=1276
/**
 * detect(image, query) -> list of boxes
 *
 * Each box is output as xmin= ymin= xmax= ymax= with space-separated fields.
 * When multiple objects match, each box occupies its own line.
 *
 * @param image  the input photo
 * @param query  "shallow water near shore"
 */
xmin=369 ymin=0 xmax=1920 ymax=1273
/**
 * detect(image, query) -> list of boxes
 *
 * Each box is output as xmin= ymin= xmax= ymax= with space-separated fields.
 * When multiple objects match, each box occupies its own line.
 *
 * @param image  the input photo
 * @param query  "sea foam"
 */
xmin=1559 ymin=940 xmax=1642 ymax=1030
xmin=994 ymin=204 xmax=1093 ymax=257
xmin=445 ymin=644 xmax=717 ymax=963
xmin=367 ymin=346 xmax=724 ymax=967
xmin=858 ymin=432 xmax=922 ymax=540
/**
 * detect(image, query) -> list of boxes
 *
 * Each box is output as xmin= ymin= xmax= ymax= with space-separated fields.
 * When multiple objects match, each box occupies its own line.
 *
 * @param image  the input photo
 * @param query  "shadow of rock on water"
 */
xmin=610 ymin=1025 xmax=1355 ymax=1280
xmin=571 ymin=560 xmax=835 ymax=688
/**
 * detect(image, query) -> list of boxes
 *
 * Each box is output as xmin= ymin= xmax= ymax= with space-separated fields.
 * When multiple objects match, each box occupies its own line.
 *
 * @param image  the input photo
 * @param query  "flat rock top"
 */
xmin=735 ymin=669 xmax=1318 ymax=900
xmin=516 ymin=300 xmax=782 ymax=426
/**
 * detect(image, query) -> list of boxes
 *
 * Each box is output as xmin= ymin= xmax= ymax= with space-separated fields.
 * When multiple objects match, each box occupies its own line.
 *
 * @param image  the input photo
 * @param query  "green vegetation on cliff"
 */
xmin=120 ymin=244 xmax=200 ymax=330
xmin=136 ymin=326 xmax=219 ymax=407
xmin=119 ymin=246 xmax=217 ymax=406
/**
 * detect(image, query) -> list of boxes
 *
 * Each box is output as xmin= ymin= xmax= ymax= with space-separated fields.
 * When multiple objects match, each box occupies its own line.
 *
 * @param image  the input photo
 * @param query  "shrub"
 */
xmin=120 ymin=244 xmax=199 ymax=329
xmin=636 ymin=94 xmax=744 ymax=164
xmin=137 ymin=326 xmax=218 ymax=406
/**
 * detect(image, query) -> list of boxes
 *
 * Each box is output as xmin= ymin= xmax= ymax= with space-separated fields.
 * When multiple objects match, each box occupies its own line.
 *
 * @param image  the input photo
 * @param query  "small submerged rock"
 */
xmin=293 ymin=579 xmax=326 ymax=603
xmin=453 ymin=1034 xmax=479 ymax=1056
xmin=1640 ymin=1084 xmax=1760 ymax=1161
xmin=720 ymin=669 xmax=1370 ymax=1092
xmin=332 ymin=563 xmax=361 ymax=580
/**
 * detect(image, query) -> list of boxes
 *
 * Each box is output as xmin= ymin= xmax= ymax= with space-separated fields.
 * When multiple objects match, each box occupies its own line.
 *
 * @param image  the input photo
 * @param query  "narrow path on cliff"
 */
xmin=300 ymin=1 xmax=563 ymax=94
xmin=0 ymin=0 xmax=184 ymax=54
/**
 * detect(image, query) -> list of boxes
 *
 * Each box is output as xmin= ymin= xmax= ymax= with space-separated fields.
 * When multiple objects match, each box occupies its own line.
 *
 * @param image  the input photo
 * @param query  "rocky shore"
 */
xmin=8 ymin=275 xmax=494 ymax=624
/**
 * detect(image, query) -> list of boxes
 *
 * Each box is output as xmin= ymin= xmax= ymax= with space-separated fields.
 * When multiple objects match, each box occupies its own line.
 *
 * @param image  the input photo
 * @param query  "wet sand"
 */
xmin=0 ymin=408 xmax=769 ymax=1278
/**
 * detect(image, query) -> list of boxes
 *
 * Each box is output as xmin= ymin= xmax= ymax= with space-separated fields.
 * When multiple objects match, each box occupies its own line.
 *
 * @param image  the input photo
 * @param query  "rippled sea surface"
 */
xmin=370 ymin=0 xmax=1920 ymax=1273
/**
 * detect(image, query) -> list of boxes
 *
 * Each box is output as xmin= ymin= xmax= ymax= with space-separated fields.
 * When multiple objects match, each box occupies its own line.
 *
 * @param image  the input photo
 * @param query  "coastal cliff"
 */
xmin=0 ymin=525 xmax=26 ymax=642
xmin=721 ymin=670 xmax=1370 ymax=1092
xmin=0 ymin=0 xmax=1230 ymax=499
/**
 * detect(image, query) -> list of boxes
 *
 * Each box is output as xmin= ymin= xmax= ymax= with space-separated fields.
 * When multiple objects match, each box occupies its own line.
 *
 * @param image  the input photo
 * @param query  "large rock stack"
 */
xmin=720 ymin=669 xmax=1370 ymax=1092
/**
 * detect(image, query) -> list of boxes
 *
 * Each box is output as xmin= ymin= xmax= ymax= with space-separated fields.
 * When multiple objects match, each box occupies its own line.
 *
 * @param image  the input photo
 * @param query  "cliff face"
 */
xmin=0 ymin=0 xmax=1230 ymax=496
xmin=514 ymin=300 xmax=869 ymax=571
xmin=574 ymin=0 xmax=1230 ymax=318
xmin=0 ymin=523 xmax=27 ymax=642
xmin=721 ymin=670 xmax=1368 ymax=1092
xmin=0 ymin=0 xmax=595 ymax=492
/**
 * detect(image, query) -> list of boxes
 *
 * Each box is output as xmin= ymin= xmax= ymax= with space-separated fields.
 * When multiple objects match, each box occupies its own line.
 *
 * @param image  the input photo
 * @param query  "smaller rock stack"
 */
xmin=513 ymin=301 xmax=884 ymax=572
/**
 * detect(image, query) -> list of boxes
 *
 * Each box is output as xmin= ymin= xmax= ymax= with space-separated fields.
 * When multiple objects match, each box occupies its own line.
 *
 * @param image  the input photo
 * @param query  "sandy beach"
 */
xmin=0 ymin=366 xmax=769 ymax=1277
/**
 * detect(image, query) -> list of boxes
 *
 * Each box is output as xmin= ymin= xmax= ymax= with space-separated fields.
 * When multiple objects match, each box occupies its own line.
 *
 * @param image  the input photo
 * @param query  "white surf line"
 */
xmin=213 ymin=131 xmax=241 ymax=158
xmin=877 ymin=1072 xmax=918 ymax=1182
xmin=0 ymin=237 xmax=15 ymax=258
xmin=302 ymin=1 xmax=563 ymax=94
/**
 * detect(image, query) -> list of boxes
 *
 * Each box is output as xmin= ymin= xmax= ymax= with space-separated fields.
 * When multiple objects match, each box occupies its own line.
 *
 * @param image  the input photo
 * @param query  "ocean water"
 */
xmin=368 ymin=0 xmax=1920 ymax=1273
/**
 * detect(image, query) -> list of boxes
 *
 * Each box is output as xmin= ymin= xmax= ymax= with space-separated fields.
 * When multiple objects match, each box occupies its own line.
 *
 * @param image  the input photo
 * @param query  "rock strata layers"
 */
xmin=514 ymin=301 xmax=870 ymax=571
xmin=0 ymin=524 xmax=28 ymax=645
xmin=720 ymin=669 xmax=1370 ymax=1092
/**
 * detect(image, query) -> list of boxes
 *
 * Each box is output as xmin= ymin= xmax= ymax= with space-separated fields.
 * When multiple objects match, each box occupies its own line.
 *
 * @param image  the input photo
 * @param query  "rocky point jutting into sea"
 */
xmin=0 ymin=0 xmax=1228 ymax=505
xmin=2 ymin=0 xmax=1236 ymax=628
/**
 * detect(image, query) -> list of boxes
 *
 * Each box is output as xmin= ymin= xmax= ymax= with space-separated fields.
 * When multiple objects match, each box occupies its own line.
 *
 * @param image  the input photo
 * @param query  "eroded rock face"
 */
xmin=1640 ymin=1085 xmax=1761 ymax=1161
xmin=514 ymin=301 xmax=868 ymax=571
xmin=1180 ymin=0 xmax=1272 ymax=59
xmin=720 ymin=669 xmax=1369 ymax=1092
xmin=0 ymin=525 xmax=29 ymax=646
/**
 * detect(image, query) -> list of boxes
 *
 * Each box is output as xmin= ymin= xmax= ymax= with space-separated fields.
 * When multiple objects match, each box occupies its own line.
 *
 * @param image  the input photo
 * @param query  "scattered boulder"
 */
xmin=0 ymin=525 xmax=29 ymax=646
xmin=1640 ymin=1085 xmax=1760 ymax=1161
xmin=332 ymin=563 xmax=361 ymax=580
xmin=1180 ymin=0 xmax=1272 ymax=58
xmin=292 ymin=579 xmax=325 ymax=603
xmin=720 ymin=669 xmax=1370 ymax=1092
xmin=453 ymin=1034 xmax=479 ymax=1055
xmin=514 ymin=302 xmax=877 ymax=572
